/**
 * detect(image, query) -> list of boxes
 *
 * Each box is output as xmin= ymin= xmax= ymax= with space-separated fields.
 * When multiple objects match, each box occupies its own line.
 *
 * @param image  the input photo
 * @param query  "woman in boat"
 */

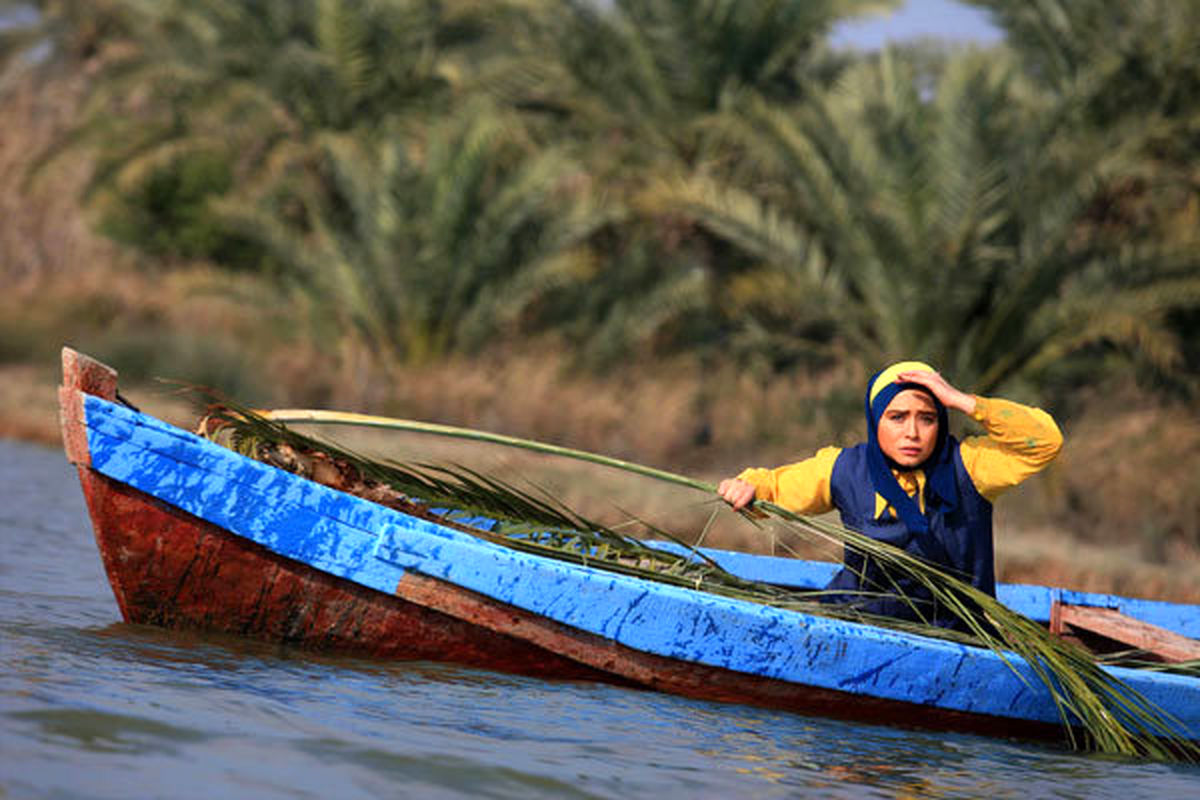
xmin=717 ymin=361 xmax=1063 ymax=627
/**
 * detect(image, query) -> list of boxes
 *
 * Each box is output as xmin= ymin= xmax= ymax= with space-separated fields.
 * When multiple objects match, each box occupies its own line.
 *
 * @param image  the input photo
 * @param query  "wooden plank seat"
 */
xmin=1051 ymin=602 xmax=1200 ymax=663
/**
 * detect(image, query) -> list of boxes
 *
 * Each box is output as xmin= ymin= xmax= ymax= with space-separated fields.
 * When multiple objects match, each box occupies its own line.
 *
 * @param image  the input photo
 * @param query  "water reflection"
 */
xmin=10 ymin=708 xmax=209 ymax=754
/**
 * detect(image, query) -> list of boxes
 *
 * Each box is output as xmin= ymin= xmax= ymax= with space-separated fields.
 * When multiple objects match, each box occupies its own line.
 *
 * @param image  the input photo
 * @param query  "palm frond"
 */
xmin=759 ymin=501 xmax=1199 ymax=760
xmin=199 ymin=402 xmax=1200 ymax=762
xmin=195 ymin=396 xmax=927 ymax=622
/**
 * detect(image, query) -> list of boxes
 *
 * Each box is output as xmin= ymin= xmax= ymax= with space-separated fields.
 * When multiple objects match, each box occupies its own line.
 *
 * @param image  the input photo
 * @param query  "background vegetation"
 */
xmin=2 ymin=0 xmax=1197 ymax=599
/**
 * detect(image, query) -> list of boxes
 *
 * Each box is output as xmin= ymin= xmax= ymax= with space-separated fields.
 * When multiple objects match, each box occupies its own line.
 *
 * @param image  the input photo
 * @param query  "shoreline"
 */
xmin=0 ymin=363 xmax=197 ymax=448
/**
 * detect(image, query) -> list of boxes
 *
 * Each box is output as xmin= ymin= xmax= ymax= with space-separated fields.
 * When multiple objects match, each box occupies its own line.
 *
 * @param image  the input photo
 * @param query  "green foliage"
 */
xmin=642 ymin=46 xmax=1200 ymax=394
xmin=17 ymin=0 xmax=1200 ymax=394
xmin=97 ymin=149 xmax=252 ymax=264
xmin=963 ymin=0 xmax=1200 ymax=394
xmin=216 ymin=102 xmax=617 ymax=364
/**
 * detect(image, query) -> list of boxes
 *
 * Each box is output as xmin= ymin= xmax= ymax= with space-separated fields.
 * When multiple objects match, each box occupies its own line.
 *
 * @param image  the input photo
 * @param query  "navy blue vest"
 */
xmin=824 ymin=438 xmax=994 ymax=627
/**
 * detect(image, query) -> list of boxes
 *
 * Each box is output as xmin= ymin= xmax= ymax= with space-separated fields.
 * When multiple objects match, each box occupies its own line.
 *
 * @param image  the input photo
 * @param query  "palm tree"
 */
xmin=483 ymin=0 xmax=887 ymax=169
xmin=965 ymin=0 xmax=1200 ymax=386
xmin=963 ymin=0 xmax=1199 ymax=227
xmin=638 ymin=46 xmax=1200 ymax=394
xmin=460 ymin=0 xmax=887 ymax=364
xmin=21 ymin=0 xmax=910 ymax=369
xmin=217 ymin=101 xmax=619 ymax=366
xmin=28 ymin=0 xmax=487 ymax=263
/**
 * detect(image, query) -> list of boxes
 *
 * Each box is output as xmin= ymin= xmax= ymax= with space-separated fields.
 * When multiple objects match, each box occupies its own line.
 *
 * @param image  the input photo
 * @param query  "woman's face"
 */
xmin=877 ymin=389 xmax=939 ymax=468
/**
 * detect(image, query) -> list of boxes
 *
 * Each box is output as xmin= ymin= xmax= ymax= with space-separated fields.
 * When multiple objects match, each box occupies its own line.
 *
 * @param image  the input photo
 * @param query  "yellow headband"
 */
xmin=868 ymin=360 xmax=936 ymax=407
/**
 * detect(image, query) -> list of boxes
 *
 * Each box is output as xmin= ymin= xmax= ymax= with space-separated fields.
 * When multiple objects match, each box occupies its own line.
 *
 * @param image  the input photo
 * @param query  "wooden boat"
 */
xmin=59 ymin=348 xmax=1200 ymax=746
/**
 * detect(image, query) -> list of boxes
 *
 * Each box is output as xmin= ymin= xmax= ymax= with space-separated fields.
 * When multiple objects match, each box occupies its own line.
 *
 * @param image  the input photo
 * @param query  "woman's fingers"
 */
xmin=897 ymin=369 xmax=945 ymax=393
xmin=896 ymin=370 xmax=974 ymax=413
xmin=717 ymin=478 xmax=756 ymax=510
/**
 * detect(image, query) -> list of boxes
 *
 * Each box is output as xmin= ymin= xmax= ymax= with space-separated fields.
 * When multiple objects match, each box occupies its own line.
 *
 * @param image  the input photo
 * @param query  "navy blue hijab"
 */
xmin=864 ymin=362 xmax=960 ymax=534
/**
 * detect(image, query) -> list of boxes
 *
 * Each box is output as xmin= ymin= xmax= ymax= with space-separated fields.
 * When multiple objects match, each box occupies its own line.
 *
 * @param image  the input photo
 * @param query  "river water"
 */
xmin=2 ymin=438 xmax=1198 ymax=799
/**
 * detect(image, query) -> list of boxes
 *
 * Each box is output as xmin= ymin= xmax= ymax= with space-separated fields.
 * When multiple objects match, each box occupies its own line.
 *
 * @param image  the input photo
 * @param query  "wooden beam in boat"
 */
xmin=60 ymin=347 xmax=118 ymax=466
xmin=1051 ymin=602 xmax=1200 ymax=663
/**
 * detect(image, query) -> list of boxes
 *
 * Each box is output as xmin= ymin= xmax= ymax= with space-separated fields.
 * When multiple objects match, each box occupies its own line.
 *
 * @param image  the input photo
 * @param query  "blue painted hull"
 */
xmin=66 ymin=388 xmax=1200 ymax=744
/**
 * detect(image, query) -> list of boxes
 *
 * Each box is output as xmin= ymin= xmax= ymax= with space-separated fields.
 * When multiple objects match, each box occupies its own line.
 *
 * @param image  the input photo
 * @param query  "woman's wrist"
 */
xmin=952 ymin=392 xmax=978 ymax=416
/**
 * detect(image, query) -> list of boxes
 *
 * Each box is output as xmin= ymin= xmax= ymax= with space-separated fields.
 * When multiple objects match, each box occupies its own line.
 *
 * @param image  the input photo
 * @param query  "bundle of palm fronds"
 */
xmin=196 ymin=400 xmax=1199 ymax=763
xmin=196 ymin=400 xmax=931 ymax=625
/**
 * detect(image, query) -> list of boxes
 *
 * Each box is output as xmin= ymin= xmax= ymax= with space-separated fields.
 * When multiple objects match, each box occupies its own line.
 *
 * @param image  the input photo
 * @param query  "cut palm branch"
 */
xmin=197 ymin=401 xmax=924 ymax=622
xmin=199 ymin=403 xmax=1198 ymax=762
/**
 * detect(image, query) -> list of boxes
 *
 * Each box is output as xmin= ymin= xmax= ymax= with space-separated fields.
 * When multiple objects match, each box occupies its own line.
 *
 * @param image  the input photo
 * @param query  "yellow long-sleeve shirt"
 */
xmin=736 ymin=397 xmax=1063 ymax=518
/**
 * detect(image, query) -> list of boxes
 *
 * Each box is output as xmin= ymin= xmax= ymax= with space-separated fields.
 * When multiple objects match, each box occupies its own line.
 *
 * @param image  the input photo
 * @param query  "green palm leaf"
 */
xmin=199 ymin=401 xmax=1200 ymax=762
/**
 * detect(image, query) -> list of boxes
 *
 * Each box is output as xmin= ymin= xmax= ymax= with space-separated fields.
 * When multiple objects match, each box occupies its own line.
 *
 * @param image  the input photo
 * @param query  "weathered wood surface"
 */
xmin=59 ymin=348 xmax=118 ymax=466
xmin=1052 ymin=602 xmax=1200 ymax=664
xmin=74 ymin=464 xmax=616 ymax=679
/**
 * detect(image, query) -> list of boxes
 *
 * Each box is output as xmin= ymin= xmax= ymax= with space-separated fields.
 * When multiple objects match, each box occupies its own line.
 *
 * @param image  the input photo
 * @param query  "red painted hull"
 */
xmin=75 ymin=463 xmax=617 ymax=680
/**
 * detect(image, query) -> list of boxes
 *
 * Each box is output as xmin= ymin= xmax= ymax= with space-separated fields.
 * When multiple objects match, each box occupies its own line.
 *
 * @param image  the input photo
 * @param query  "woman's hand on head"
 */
xmin=895 ymin=370 xmax=977 ymax=415
xmin=717 ymin=478 xmax=758 ymax=511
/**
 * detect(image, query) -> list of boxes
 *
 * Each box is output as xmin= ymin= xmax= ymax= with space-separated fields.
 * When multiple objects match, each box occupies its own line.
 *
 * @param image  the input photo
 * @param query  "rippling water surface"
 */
xmin=2 ymin=438 xmax=1197 ymax=799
